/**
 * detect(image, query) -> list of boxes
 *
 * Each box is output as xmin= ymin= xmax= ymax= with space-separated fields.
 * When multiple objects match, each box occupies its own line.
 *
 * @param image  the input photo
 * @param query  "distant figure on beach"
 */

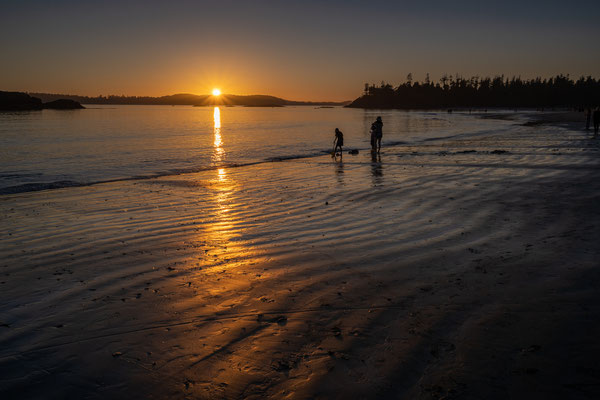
xmin=593 ymin=107 xmax=600 ymax=138
xmin=370 ymin=116 xmax=383 ymax=152
xmin=333 ymin=128 xmax=344 ymax=155
xmin=586 ymin=107 xmax=591 ymax=130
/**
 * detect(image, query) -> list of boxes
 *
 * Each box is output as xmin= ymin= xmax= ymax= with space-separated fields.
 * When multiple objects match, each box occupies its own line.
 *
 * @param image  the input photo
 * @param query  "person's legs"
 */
xmin=377 ymin=137 xmax=381 ymax=152
xmin=587 ymin=110 xmax=591 ymax=130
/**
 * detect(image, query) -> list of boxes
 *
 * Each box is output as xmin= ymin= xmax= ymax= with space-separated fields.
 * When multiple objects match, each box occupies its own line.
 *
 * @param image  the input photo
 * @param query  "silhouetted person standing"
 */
xmin=371 ymin=116 xmax=383 ymax=152
xmin=333 ymin=128 xmax=344 ymax=155
xmin=586 ymin=107 xmax=592 ymax=130
xmin=593 ymin=107 xmax=600 ymax=138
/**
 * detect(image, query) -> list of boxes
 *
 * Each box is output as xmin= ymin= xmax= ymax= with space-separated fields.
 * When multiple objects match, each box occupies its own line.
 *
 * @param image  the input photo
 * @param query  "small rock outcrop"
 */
xmin=0 ymin=91 xmax=84 ymax=111
xmin=43 ymin=99 xmax=85 ymax=109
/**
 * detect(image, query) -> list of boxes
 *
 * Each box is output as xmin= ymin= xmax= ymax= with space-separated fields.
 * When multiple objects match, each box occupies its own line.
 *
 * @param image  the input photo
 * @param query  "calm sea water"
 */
xmin=0 ymin=105 xmax=513 ymax=193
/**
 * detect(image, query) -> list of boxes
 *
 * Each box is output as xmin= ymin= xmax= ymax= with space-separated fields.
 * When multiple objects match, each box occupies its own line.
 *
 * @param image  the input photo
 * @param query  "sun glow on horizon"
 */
xmin=212 ymin=88 xmax=221 ymax=96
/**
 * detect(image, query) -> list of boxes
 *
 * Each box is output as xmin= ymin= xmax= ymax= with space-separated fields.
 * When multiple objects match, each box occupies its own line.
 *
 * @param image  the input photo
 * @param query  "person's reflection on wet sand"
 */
xmin=334 ymin=155 xmax=344 ymax=184
xmin=371 ymin=151 xmax=383 ymax=185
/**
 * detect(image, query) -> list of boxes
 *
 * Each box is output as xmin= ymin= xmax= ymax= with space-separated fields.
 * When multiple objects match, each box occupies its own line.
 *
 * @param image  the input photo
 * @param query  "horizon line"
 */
xmin=18 ymin=90 xmax=352 ymax=104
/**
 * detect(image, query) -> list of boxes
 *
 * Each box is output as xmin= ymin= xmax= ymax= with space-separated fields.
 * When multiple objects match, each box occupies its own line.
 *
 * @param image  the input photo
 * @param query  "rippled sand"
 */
xmin=1 ymin=121 xmax=600 ymax=399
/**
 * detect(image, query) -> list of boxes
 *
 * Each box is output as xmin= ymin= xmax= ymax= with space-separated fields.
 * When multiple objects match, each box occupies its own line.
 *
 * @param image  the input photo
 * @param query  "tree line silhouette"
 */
xmin=347 ymin=74 xmax=600 ymax=109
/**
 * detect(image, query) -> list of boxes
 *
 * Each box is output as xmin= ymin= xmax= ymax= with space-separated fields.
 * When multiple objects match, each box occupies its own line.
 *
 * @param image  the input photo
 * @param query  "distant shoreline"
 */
xmin=27 ymin=92 xmax=351 ymax=107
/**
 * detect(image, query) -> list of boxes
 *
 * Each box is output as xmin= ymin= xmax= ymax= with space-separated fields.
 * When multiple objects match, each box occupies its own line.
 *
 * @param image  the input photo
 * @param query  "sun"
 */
xmin=212 ymin=88 xmax=221 ymax=96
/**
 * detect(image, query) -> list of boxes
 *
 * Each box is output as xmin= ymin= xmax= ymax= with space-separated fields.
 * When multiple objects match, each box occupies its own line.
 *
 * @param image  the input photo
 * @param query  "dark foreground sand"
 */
xmin=1 ymin=113 xmax=599 ymax=399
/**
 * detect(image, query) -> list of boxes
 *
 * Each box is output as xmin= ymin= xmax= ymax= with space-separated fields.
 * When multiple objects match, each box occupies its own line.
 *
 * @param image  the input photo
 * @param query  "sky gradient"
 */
xmin=1 ymin=0 xmax=599 ymax=101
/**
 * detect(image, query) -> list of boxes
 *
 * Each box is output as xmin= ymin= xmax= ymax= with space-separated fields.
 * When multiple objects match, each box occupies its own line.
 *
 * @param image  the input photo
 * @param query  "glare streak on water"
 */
xmin=0 ymin=105 xmax=513 ymax=192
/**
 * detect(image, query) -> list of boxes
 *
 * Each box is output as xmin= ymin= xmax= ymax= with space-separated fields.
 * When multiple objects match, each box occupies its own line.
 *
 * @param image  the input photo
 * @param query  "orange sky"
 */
xmin=1 ymin=1 xmax=599 ymax=101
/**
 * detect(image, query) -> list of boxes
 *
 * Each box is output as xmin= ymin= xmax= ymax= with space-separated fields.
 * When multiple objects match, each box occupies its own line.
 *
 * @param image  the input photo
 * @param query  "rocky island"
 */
xmin=0 ymin=91 xmax=85 ymax=111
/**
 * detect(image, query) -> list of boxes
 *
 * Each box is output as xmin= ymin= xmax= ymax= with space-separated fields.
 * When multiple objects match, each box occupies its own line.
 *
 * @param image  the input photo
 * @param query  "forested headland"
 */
xmin=347 ymin=74 xmax=600 ymax=109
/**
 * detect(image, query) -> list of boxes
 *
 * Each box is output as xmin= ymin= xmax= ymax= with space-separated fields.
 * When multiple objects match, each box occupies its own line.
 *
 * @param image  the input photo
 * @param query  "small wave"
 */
xmin=264 ymin=150 xmax=332 ymax=162
xmin=0 ymin=154 xmax=328 ymax=195
xmin=418 ymin=125 xmax=514 ymax=143
xmin=421 ymin=133 xmax=464 ymax=142
xmin=0 ymin=180 xmax=84 ymax=195
xmin=384 ymin=141 xmax=408 ymax=147
xmin=0 ymin=172 xmax=43 ymax=179
xmin=0 ymin=164 xmax=256 ymax=195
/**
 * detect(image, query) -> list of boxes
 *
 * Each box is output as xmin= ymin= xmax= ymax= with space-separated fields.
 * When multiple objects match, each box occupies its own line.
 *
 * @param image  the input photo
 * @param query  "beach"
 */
xmin=1 ymin=113 xmax=599 ymax=399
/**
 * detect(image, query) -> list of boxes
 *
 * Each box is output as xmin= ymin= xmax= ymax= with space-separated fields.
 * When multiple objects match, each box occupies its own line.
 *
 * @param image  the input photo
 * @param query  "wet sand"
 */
xmin=1 ymin=117 xmax=600 ymax=399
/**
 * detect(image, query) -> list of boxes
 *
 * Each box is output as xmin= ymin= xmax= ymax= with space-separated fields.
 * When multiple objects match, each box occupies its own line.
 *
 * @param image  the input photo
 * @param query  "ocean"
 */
xmin=0 ymin=105 xmax=513 ymax=194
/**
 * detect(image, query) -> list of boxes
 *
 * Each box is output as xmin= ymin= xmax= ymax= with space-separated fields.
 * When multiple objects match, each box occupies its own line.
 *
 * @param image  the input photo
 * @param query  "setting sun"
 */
xmin=212 ymin=88 xmax=221 ymax=96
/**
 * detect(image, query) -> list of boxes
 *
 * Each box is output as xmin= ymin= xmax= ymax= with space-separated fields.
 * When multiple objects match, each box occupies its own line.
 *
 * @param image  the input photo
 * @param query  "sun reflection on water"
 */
xmin=213 ymin=107 xmax=224 ymax=163
xmin=212 ymin=107 xmax=229 ymax=204
xmin=209 ymin=107 xmax=235 ymax=244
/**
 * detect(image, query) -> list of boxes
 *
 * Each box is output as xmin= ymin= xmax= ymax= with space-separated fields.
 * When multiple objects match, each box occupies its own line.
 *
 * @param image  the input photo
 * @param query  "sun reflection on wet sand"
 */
xmin=217 ymin=167 xmax=227 ymax=182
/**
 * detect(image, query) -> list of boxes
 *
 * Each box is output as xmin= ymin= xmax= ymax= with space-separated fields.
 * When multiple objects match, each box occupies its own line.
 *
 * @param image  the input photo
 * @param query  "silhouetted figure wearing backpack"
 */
xmin=370 ymin=116 xmax=383 ymax=152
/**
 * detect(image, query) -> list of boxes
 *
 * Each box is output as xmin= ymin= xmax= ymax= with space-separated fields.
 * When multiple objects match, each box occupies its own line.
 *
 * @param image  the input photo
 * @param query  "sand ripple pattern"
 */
xmin=1 ymin=124 xmax=600 ymax=398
